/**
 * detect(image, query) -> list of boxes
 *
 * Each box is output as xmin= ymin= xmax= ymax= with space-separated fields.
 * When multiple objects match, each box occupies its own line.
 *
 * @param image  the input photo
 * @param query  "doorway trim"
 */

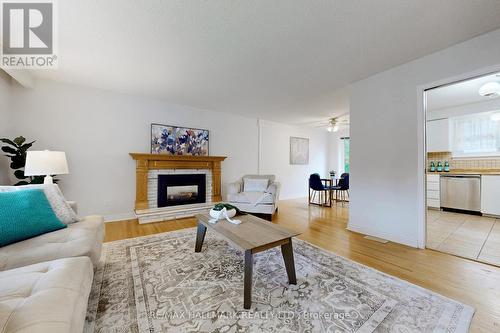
xmin=416 ymin=64 xmax=500 ymax=249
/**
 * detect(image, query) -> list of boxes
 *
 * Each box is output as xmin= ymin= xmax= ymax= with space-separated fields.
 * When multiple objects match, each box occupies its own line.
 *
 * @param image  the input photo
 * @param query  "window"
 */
xmin=342 ymin=137 xmax=350 ymax=173
xmin=450 ymin=111 xmax=500 ymax=157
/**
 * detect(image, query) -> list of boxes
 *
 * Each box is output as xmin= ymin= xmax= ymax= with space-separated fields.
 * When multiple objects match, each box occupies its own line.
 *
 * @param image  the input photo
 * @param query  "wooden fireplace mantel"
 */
xmin=130 ymin=153 xmax=227 ymax=210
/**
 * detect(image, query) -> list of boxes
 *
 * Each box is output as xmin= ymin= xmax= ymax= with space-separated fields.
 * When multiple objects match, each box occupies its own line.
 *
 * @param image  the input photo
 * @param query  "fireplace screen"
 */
xmin=167 ymin=185 xmax=198 ymax=202
xmin=157 ymin=174 xmax=206 ymax=207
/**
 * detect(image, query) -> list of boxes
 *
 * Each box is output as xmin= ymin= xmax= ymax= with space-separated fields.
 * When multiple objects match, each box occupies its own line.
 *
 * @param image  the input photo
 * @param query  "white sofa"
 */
xmin=0 ymin=257 xmax=94 ymax=333
xmin=0 ymin=199 xmax=104 ymax=333
xmin=227 ymin=174 xmax=280 ymax=220
xmin=0 ymin=215 xmax=104 ymax=271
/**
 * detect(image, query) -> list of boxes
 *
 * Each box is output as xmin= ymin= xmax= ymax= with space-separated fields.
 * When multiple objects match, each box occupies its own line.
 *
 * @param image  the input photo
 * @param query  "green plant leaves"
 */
xmin=13 ymin=170 xmax=26 ymax=180
xmin=0 ymin=138 xmax=17 ymax=147
xmin=30 ymin=176 xmax=45 ymax=184
xmin=10 ymin=155 xmax=25 ymax=170
xmin=1 ymin=146 xmax=17 ymax=154
xmin=0 ymin=136 xmax=44 ymax=186
xmin=13 ymin=136 xmax=26 ymax=146
xmin=19 ymin=141 xmax=35 ymax=151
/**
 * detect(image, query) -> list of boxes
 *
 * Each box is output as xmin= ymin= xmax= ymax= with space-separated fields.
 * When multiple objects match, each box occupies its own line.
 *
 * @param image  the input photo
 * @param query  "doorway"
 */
xmin=424 ymin=71 xmax=500 ymax=266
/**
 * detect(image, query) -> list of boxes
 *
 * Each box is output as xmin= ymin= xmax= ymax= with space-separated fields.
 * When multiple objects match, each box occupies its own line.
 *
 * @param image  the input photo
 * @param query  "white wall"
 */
xmin=259 ymin=119 xmax=328 ymax=199
xmin=0 ymin=70 xmax=13 ymax=185
xmin=9 ymin=79 xmax=259 ymax=219
xmin=349 ymin=28 xmax=500 ymax=247
xmin=9 ymin=79 xmax=327 ymax=218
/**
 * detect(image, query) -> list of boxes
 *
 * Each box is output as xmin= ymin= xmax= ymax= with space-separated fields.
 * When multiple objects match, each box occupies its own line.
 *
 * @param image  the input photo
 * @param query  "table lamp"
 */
xmin=24 ymin=150 xmax=69 ymax=184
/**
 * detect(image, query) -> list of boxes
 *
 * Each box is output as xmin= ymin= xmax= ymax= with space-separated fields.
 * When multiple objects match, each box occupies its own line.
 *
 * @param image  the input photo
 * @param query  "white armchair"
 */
xmin=227 ymin=175 xmax=280 ymax=220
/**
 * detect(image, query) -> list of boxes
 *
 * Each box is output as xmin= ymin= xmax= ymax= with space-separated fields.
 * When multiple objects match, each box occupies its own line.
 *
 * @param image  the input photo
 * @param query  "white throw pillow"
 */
xmin=0 ymin=184 xmax=79 ymax=224
xmin=243 ymin=178 xmax=269 ymax=192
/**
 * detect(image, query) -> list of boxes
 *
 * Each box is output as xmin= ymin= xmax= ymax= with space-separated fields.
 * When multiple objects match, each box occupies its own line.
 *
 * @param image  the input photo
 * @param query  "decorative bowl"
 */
xmin=209 ymin=208 xmax=237 ymax=220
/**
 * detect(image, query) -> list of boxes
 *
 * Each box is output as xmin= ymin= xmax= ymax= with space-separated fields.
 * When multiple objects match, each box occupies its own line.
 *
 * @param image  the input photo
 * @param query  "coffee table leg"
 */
xmin=195 ymin=223 xmax=207 ymax=252
xmin=281 ymin=239 xmax=297 ymax=285
xmin=244 ymin=250 xmax=253 ymax=309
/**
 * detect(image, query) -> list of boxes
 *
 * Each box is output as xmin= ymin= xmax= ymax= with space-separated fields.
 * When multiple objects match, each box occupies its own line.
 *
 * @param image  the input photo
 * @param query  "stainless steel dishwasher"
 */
xmin=440 ymin=175 xmax=481 ymax=212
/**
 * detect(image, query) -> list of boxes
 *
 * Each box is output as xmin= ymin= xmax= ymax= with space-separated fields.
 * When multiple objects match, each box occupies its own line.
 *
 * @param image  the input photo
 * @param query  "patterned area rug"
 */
xmin=85 ymin=228 xmax=474 ymax=332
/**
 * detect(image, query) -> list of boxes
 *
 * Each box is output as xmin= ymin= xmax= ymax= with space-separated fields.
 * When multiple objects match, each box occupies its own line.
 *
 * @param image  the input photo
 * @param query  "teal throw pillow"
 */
xmin=0 ymin=189 xmax=67 ymax=247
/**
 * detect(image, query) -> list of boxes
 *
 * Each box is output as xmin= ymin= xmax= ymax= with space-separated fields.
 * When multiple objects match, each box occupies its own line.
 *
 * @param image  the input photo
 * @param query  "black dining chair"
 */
xmin=332 ymin=173 xmax=349 ymax=205
xmin=308 ymin=173 xmax=333 ymax=207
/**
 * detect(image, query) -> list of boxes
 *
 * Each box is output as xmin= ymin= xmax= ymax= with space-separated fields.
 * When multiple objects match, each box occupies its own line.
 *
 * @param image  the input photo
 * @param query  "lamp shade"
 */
xmin=24 ymin=151 xmax=69 ymax=176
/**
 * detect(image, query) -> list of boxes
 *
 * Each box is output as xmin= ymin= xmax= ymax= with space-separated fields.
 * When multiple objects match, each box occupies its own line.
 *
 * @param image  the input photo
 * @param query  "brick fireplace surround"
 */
xmin=129 ymin=153 xmax=227 ymax=223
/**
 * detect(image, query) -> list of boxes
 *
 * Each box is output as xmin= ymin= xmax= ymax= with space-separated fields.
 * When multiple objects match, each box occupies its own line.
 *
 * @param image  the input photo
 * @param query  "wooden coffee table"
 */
xmin=195 ymin=213 xmax=300 ymax=309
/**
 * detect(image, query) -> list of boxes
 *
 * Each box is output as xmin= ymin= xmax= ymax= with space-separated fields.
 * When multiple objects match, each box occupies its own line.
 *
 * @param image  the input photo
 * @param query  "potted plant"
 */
xmin=0 ymin=136 xmax=45 ymax=185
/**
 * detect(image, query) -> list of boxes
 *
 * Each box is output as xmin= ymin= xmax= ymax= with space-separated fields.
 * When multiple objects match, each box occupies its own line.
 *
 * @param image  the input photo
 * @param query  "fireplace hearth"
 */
xmin=157 ymin=174 xmax=206 ymax=207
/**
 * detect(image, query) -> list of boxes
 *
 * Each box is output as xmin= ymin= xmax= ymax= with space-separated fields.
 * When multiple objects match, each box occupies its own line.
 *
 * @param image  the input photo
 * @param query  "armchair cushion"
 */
xmin=227 ymin=192 xmax=275 ymax=205
xmin=243 ymin=178 xmax=269 ymax=192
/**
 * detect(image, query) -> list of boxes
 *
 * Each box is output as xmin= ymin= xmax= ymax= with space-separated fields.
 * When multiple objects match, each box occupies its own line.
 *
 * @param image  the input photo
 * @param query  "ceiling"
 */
xmin=31 ymin=0 xmax=500 ymax=124
xmin=427 ymin=72 xmax=500 ymax=111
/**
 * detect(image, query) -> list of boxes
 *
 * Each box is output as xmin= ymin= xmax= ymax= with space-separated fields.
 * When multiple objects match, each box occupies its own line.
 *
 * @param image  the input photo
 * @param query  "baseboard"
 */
xmin=103 ymin=212 xmax=137 ymax=223
xmin=347 ymin=223 xmax=418 ymax=248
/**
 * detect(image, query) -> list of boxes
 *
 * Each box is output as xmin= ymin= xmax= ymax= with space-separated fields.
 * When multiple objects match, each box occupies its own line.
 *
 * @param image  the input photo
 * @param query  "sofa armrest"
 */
xmin=267 ymin=182 xmax=281 ymax=200
xmin=227 ymin=181 xmax=243 ymax=195
xmin=66 ymin=201 xmax=78 ymax=214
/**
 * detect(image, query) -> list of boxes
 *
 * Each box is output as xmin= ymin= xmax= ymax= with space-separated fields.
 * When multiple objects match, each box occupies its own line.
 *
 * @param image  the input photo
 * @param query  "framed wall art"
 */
xmin=290 ymin=136 xmax=309 ymax=165
xmin=151 ymin=123 xmax=209 ymax=156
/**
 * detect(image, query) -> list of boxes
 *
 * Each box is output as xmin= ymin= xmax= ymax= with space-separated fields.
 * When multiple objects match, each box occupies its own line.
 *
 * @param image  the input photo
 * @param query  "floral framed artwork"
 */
xmin=290 ymin=136 xmax=309 ymax=165
xmin=151 ymin=123 xmax=209 ymax=156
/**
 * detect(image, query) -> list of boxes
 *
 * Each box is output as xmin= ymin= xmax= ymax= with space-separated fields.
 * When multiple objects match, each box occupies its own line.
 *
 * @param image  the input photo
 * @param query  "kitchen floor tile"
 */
xmin=427 ymin=211 xmax=499 ymax=266
xmin=477 ymin=221 xmax=500 ymax=267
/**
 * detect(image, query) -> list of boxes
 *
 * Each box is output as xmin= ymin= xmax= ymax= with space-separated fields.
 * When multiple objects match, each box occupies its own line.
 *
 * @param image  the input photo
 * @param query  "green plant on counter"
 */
xmin=0 ymin=136 xmax=45 ymax=185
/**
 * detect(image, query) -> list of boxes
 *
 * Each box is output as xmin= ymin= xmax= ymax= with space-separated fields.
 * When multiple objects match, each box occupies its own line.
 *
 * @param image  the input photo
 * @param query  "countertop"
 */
xmin=427 ymin=169 xmax=500 ymax=175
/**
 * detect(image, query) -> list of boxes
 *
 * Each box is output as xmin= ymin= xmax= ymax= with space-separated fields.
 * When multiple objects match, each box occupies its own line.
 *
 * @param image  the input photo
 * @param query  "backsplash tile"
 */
xmin=427 ymin=152 xmax=500 ymax=170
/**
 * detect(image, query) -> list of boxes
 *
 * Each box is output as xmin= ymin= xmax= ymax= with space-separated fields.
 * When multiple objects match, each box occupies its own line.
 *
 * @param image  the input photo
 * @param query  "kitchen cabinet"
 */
xmin=426 ymin=118 xmax=450 ymax=152
xmin=481 ymin=175 xmax=500 ymax=216
xmin=426 ymin=174 xmax=440 ymax=209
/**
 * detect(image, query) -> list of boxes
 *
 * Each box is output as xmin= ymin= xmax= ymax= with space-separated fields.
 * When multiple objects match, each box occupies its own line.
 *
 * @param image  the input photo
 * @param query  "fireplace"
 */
xmin=130 ymin=154 xmax=226 ymax=223
xmin=157 ymin=174 xmax=206 ymax=207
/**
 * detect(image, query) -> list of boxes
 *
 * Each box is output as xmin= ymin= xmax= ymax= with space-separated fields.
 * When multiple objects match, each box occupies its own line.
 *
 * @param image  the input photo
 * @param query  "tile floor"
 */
xmin=427 ymin=209 xmax=500 ymax=267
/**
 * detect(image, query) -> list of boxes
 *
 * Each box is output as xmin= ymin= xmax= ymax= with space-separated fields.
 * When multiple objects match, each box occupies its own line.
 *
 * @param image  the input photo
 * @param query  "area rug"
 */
xmin=85 ymin=228 xmax=474 ymax=332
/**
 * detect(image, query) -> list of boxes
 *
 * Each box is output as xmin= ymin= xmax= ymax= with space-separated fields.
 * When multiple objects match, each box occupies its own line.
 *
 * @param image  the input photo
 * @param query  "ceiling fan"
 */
xmin=313 ymin=115 xmax=350 ymax=132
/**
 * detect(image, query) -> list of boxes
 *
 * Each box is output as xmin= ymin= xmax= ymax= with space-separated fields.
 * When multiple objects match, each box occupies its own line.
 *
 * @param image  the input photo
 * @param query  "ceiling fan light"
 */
xmin=332 ymin=125 xmax=339 ymax=132
xmin=479 ymin=82 xmax=500 ymax=98
xmin=326 ymin=125 xmax=334 ymax=132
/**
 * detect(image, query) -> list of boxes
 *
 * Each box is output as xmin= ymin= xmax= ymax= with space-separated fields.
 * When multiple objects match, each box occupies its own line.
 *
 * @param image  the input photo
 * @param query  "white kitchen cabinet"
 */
xmin=426 ymin=118 xmax=450 ymax=152
xmin=426 ymin=174 xmax=440 ymax=209
xmin=481 ymin=175 xmax=500 ymax=216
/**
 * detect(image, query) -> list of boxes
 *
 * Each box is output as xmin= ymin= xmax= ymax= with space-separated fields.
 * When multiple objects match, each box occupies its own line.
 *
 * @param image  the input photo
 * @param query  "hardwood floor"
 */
xmin=105 ymin=198 xmax=500 ymax=332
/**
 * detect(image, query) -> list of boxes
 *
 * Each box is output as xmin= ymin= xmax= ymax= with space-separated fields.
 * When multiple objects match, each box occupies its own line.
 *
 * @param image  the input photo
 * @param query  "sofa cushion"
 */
xmin=0 ymin=184 xmax=79 ymax=224
xmin=227 ymin=191 xmax=274 ymax=204
xmin=0 ymin=189 xmax=67 ymax=247
xmin=0 ymin=215 xmax=104 ymax=271
xmin=0 ymin=257 xmax=93 ymax=333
